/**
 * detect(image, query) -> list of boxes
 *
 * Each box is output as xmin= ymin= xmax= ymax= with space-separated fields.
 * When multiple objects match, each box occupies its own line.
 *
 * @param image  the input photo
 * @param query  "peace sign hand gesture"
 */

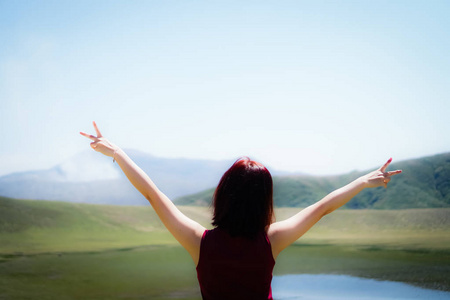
xmin=361 ymin=158 xmax=402 ymax=189
xmin=80 ymin=121 xmax=118 ymax=158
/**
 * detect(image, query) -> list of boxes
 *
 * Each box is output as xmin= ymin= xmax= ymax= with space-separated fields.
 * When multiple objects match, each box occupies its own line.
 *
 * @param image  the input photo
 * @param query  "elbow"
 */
xmin=322 ymin=204 xmax=337 ymax=216
xmin=315 ymin=202 xmax=332 ymax=218
xmin=144 ymin=193 xmax=153 ymax=204
xmin=322 ymin=209 xmax=332 ymax=217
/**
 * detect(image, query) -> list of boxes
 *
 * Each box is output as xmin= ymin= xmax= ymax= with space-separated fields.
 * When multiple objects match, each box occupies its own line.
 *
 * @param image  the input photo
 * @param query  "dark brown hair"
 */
xmin=212 ymin=157 xmax=274 ymax=238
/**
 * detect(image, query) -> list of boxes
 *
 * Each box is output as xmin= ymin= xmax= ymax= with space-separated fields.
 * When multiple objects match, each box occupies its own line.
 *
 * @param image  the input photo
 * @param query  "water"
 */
xmin=272 ymin=274 xmax=450 ymax=300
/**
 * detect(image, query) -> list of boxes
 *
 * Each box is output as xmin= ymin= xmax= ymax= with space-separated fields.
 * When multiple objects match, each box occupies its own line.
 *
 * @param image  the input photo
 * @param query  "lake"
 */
xmin=272 ymin=274 xmax=450 ymax=300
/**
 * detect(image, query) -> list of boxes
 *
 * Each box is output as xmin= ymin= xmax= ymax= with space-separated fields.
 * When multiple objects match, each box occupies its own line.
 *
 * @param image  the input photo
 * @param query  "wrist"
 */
xmin=357 ymin=176 xmax=369 ymax=189
xmin=112 ymin=146 xmax=121 ymax=162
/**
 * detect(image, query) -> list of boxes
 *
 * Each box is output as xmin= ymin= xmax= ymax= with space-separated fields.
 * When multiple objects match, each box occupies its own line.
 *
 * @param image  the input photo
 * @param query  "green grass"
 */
xmin=0 ymin=196 xmax=211 ymax=254
xmin=0 ymin=246 xmax=200 ymax=300
xmin=2 ymin=197 xmax=448 ymax=255
xmin=277 ymin=207 xmax=450 ymax=250
xmin=1 ymin=196 xmax=449 ymax=299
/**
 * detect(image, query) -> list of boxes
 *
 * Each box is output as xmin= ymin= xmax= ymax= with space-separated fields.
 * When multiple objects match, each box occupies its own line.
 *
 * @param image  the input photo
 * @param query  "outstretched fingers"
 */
xmin=80 ymin=121 xmax=103 ymax=141
xmin=93 ymin=121 xmax=103 ymax=137
xmin=378 ymin=158 xmax=402 ymax=188
xmin=386 ymin=170 xmax=402 ymax=177
xmin=380 ymin=157 xmax=392 ymax=172
xmin=79 ymin=131 xmax=98 ymax=141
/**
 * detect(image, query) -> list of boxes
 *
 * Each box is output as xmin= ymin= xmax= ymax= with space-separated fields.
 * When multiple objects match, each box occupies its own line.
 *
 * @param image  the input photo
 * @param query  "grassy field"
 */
xmin=1 ymin=197 xmax=449 ymax=299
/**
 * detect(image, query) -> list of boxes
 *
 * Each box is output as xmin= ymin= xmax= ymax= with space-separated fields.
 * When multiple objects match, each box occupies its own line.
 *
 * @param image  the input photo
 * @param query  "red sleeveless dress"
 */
xmin=196 ymin=227 xmax=275 ymax=300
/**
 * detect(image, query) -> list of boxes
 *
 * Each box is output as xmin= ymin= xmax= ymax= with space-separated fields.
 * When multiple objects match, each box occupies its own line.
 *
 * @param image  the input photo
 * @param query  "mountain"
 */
xmin=0 ymin=150 xmax=235 ymax=205
xmin=175 ymin=152 xmax=450 ymax=209
xmin=0 ymin=150 xmax=294 ymax=205
xmin=2 ymin=150 xmax=449 ymax=209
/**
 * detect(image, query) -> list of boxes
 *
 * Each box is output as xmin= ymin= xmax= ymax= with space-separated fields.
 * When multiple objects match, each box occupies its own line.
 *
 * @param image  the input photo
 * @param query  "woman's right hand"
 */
xmin=360 ymin=158 xmax=402 ymax=189
xmin=80 ymin=121 xmax=119 ymax=158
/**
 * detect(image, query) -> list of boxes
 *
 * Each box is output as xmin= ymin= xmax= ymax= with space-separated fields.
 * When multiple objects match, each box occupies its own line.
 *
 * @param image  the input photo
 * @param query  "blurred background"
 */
xmin=1 ymin=1 xmax=449 ymax=299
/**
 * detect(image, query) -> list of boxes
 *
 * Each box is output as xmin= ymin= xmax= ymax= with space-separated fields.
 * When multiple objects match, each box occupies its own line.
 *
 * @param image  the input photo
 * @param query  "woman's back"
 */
xmin=196 ymin=227 xmax=275 ymax=300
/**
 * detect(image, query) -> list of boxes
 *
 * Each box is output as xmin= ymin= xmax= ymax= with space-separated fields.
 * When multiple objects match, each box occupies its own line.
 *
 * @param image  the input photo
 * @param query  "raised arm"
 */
xmin=80 ymin=122 xmax=205 ymax=264
xmin=268 ymin=158 xmax=402 ymax=259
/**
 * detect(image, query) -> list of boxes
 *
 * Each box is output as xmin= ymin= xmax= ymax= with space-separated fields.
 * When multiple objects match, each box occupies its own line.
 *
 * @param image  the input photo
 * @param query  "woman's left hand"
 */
xmin=80 ymin=121 xmax=118 ymax=158
xmin=360 ymin=158 xmax=402 ymax=189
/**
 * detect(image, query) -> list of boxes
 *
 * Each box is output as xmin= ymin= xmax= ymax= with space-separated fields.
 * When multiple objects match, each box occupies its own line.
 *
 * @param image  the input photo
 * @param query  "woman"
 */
xmin=80 ymin=121 xmax=402 ymax=300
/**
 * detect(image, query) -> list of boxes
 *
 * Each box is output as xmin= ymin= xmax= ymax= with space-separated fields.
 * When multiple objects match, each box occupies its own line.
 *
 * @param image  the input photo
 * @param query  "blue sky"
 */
xmin=1 ymin=0 xmax=449 ymax=176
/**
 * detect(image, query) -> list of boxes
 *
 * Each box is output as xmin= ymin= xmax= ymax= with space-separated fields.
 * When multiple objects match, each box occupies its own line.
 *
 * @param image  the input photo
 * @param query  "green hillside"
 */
xmin=175 ymin=152 xmax=450 ymax=209
xmin=0 ymin=196 xmax=211 ymax=255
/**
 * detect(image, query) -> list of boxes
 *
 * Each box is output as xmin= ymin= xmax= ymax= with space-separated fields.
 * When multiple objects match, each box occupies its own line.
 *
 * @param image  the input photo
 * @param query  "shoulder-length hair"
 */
xmin=212 ymin=157 xmax=274 ymax=239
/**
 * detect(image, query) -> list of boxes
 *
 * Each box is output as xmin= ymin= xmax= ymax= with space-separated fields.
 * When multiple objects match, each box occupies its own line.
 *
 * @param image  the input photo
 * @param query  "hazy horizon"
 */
xmin=1 ymin=147 xmax=447 ymax=179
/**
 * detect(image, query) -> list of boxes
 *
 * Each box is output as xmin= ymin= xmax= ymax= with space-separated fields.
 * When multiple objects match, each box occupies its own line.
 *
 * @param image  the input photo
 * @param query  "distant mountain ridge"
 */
xmin=175 ymin=152 xmax=450 ymax=209
xmin=0 ymin=149 xmax=293 ymax=205
xmin=0 ymin=149 xmax=235 ymax=205
xmin=1 ymin=151 xmax=449 ymax=209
